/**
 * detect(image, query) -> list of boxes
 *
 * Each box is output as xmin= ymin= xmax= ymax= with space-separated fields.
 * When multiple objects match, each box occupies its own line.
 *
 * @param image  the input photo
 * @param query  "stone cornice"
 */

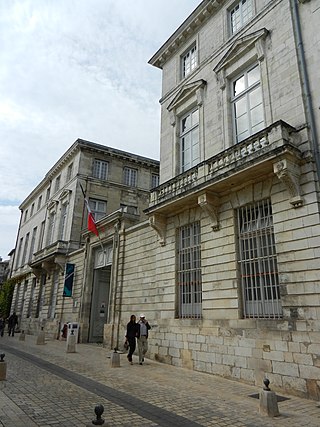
xmin=149 ymin=0 xmax=223 ymax=69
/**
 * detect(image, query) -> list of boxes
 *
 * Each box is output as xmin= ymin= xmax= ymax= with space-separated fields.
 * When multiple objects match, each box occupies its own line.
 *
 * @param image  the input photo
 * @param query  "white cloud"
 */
xmin=0 ymin=0 xmax=200 ymax=258
xmin=0 ymin=206 xmax=21 ymax=259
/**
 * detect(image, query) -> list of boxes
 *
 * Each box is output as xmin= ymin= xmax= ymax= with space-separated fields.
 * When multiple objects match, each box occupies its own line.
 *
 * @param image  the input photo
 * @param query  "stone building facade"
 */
xmin=9 ymin=139 xmax=159 ymax=341
xmin=114 ymin=0 xmax=320 ymax=400
xmin=9 ymin=0 xmax=320 ymax=401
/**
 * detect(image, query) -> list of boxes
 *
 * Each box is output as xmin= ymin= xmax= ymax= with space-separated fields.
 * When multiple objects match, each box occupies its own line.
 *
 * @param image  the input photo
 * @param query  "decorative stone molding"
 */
xmin=214 ymin=28 xmax=269 ymax=88
xmin=47 ymin=200 xmax=59 ymax=212
xmin=198 ymin=192 xmax=220 ymax=230
xmin=149 ymin=214 xmax=167 ymax=246
xmin=273 ymin=159 xmax=303 ymax=207
xmin=54 ymin=256 xmax=66 ymax=272
xmin=58 ymin=189 xmax=72 ymax=203
xmin=167 ymin=79 xmax=207 ymax=112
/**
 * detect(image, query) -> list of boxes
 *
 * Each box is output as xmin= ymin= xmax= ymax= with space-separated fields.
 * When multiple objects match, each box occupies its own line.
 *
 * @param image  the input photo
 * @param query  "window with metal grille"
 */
xmin=21 ymin=233 xmax=29 ymax=266
xmin=177 ymin=222 xmax=202 ymax=319
xmin=230 ymin=0 xmax=253 ymax=34
xmin=67 ymin=162 xmax=73 ymax=181
xmin=180 ymin=108 xmax=199 ymax=172
xmin=151 ymin=174 xmax=159 ymax=189
xmin=59 ymin=203 xmax=68 ymax=240
xmin=47 ymin=212 xmax=56 ymax=245
xmin=237 ymin=199 xmax=282 ymax=319
xmin=89 ymin=198 xmax=107 ymax=221
xmin=92 ymin=159 xmax=108 ymax=180
xmin=54 ymin=175 xmax=61 ymax=193
xmin=123 ymin=167 xmax=137 ymax=187
xmin=28 ymin=227 xmax=37 ymax=262
xmin=231 ymin=64 xmax=264 ymax=143
xmin=181 ymin=43 xmax=197 ymax=78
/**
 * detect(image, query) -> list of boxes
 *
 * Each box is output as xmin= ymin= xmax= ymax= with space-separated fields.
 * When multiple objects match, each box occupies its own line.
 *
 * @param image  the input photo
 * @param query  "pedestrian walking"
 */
xmin=137 ymin=313 xmax=151 ymax=365
xmin=8 ymin=312 xmax=18 ymax=337
xmin=125 ymin=314 xmax=139 ymax=364
xmin=0 ymin=317 xmax=5 ymax=337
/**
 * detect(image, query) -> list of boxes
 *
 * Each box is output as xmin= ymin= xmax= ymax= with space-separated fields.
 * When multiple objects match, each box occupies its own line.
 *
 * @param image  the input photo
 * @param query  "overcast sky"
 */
xmin=0 ymin=0 xmax=200 ymax=260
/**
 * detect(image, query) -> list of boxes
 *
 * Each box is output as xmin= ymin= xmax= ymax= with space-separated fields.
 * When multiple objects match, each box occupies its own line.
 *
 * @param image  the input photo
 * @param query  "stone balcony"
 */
xmin=146 ymin=121 xmax=304 ymax=245
xmin=30 ymin=240 xmax=70 ymax=276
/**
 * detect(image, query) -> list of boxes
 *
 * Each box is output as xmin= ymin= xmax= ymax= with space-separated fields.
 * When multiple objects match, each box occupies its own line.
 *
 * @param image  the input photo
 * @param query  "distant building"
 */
xmin=9 ymin=139 xmax=159 ymax=340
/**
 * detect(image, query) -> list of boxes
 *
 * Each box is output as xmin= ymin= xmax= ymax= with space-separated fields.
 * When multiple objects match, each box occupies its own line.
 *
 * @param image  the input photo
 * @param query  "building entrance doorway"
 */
xmin=89 ymin=266 xmax=111 ymax=342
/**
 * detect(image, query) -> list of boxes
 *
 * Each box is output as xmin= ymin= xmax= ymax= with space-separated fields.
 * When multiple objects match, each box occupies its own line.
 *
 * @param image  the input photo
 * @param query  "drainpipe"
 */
xmin=290 ymin=0 xmax=320 ymax=183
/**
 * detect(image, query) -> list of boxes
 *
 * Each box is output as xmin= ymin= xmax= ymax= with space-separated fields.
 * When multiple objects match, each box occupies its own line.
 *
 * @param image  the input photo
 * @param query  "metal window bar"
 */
xmin=177 ymin=222 xmax=202 ymax=319
xmin=93 ymin=160 xmax=108 ymax=180
xmin=237 ymin=199 xmax=282 ymax=319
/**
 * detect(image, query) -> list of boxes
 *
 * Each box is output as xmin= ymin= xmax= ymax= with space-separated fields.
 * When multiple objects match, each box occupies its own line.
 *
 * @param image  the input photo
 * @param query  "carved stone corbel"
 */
xmin=169 ymin=110 xmax=176 ymax=127
xmin=31 ymin=266 xmax=43 ymax=280
xmin=41 ymin=261 xmax=54 ymax=275
xmin=198 ymin=193 xmax=220 ymax=230
xmin=216 ymin=69 xmax=226 ymax=90
xmin=196 ymin=86 xmax=205 ymax=106
xmin=273 ymin=159 xmax=303 ymax=207
xmin=55 ymin=256 xmax=66 ymax=272
xmin=149 ymin=214 xmax=167 ymax=246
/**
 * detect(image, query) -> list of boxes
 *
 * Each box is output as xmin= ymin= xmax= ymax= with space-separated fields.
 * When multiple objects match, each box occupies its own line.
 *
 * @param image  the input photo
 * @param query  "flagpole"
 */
xmin=80 ymin=182 xmax=105 ymax=254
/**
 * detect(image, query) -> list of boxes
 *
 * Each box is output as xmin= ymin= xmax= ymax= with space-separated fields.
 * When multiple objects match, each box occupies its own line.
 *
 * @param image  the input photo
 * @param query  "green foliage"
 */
xmin=0 ymin=279 xmax=16 ymax=318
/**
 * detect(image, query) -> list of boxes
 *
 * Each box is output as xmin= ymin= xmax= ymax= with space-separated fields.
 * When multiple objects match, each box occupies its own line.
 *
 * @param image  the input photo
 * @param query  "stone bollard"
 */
xmin=19 ymin=330 xmax=26 ymax=341
xmin=86 ymin=404 xmax=105 ymax=426
xmin=110 ymin=348 xmax=120 ymax=368
xmin=66 ymin=329 xmax=77 ymax=353
xmin=0 ymin=353 xmax=7 ymax=381
xmin=259 ymin=378 xmax=280 ymax=417
xmin=36 ymin=327 xmax=46 ymax=345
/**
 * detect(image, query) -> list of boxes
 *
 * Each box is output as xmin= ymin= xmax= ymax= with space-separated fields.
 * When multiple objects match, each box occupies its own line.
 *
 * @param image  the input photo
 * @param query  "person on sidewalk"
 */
xmin=0 ymin=317 xmax=5 ymax=337
xmin=125 ymin=314 xmax=139 ymax=365
xmin=8 ymin=312 xmax=18 ymax=337
xmin=137 ymin=313 xmax=151 ymax=365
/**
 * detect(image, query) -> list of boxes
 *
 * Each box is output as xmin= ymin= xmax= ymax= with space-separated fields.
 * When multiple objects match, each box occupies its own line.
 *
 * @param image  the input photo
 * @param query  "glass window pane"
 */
xmin=251 ymin=104 xmax=264 ymax=129
xmin=249 ymin=86 xmax=262 ymax=108
xmin=248 ymin=65 xmax=260 ymax=87
xmin=236 ymin=114 xmax=249 ymax=135
xmin=192 ymin=109 xmax=199 ymax=125
xmin=235 ymin=97 xmax=247 ymax=117
xmin=233 ymin=75 xmax=245 ymax=96
xmin=181 ymin=115 xmax=191 ymax=133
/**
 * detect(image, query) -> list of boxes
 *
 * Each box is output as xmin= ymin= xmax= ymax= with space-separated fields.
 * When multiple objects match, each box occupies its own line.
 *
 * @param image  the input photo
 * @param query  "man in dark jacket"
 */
xmin=8 ymin=312 xmax=18 ymax=337
xmin=125 ymin=315 xmax=139 ymax=364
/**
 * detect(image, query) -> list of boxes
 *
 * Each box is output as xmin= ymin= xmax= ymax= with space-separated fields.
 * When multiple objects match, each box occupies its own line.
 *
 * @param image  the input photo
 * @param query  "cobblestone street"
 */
xmin=0 ymin=334 xmax=319 ymax=426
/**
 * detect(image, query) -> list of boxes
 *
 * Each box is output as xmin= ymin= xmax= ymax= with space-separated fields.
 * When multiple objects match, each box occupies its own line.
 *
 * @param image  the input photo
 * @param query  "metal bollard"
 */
xmin=36 ymin=327 xmax=46 ymax=345
xmin=66 ymin=329 xmax=77 ymax=353
xmin=110 ymin=348 xmax=120 ymax=368
xmin=0 ymin=353 xmax=7 ymax=381
xmin=86 ymin=404 xmax=105 ymax=426
xmin=259 ymin=378 xmax=280 ymax=417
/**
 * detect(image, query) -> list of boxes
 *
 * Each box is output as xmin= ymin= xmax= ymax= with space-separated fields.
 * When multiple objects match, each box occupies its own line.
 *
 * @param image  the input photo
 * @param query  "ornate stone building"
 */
xmin=10 ymin=0 xmax=320 ymax=401
xmin=9 ymin=139 xmax=159 ymax=341
xmin=115 ymin=0 xmax=320 ymax=400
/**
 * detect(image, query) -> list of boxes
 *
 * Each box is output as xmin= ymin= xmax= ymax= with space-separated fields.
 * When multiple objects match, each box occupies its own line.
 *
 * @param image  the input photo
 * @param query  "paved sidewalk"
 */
xmin=0 ymin=333 xmax=319 ymax=426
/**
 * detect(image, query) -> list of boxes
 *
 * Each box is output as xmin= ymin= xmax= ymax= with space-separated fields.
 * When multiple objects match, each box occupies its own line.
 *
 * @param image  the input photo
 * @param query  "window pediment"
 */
xmin=58 ymin=189 xmax=72 ymax=202
xmin=47 ymin=200 xmax=58 ymax=212
xmin=167 ymin=79 xmax=206 ymax=112
xmin=214 ymin=28 xmax=269 ymax=75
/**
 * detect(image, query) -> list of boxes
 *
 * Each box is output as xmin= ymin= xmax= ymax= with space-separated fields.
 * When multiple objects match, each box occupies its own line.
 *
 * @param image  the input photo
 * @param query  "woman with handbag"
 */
xmin=125 ymin=314 xmax=139 ymax=364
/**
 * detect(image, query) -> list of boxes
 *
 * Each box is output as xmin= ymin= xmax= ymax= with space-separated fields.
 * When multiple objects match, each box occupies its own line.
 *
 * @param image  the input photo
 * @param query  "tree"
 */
xmin=0 ymin=279 xmax=15 ymax=318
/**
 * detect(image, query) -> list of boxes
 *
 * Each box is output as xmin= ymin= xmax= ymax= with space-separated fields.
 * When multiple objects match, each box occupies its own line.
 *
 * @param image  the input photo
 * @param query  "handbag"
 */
xmin=124 ymin=340 xmax=129 ymax=350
